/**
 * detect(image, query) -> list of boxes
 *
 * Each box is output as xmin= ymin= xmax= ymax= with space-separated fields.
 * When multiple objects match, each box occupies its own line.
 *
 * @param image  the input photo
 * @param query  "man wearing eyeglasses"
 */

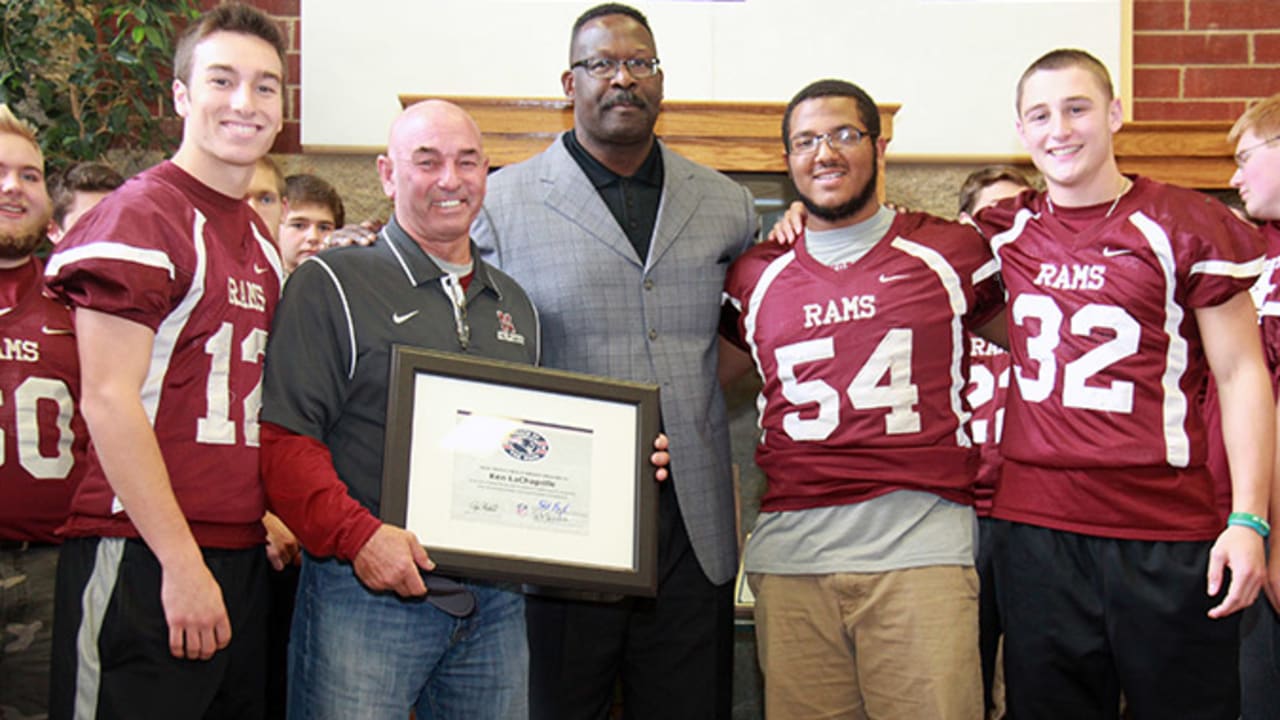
xmin=1204 ymin=92 xmax=1280 ymax=720
xmin=718 ymin=79 xmax=1004 ymax=720
xmin=471 ymin=3 xmax=756 ymax=718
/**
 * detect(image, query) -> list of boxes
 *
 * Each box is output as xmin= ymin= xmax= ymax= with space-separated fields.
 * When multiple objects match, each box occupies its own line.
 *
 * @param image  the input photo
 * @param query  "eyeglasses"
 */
xmin=1234 ymin=135 xmax=1280 ymax=169
xmin=789 ymin=127 xmax=872 ymax=156
xmin=570 ymin=57 xmax=661 ymax=79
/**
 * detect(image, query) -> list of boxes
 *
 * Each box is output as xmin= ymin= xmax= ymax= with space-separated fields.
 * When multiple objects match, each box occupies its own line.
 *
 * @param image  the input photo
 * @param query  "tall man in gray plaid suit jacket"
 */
xmin=471 ymin=4 xmax=756 ymax=718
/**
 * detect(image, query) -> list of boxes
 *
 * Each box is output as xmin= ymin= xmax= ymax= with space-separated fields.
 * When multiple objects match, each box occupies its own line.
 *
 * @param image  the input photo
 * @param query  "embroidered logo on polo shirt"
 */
xmin=496 ymin=310 xmax=525 ymax=345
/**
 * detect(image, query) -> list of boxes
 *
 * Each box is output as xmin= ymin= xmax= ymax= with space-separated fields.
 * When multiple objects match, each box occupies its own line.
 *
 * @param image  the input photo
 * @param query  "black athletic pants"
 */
xmin=49 ymin=537 xmax=268 ymax=720
xmin=993 ymin=521 xmax=1240 ymax=720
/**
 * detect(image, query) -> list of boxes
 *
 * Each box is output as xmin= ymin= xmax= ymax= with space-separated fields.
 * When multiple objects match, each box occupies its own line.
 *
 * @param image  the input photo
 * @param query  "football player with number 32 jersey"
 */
xmin=971 ymin=50 xmax=1271 ymax=720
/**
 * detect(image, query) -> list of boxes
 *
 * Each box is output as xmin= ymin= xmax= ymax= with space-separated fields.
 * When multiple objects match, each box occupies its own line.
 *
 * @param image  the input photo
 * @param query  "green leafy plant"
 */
xmin=0 ymin=1 xmax=199 ymax=168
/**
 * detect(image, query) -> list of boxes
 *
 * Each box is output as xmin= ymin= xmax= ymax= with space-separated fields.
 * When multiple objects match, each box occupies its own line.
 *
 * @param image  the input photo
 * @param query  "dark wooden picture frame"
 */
xmin=381 ymin=346 xmax=661 ymax=596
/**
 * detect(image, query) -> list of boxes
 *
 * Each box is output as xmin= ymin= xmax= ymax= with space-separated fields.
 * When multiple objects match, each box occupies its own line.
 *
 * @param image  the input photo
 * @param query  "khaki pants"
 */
xmin=751 ymin=566 xmax=982 ymax=720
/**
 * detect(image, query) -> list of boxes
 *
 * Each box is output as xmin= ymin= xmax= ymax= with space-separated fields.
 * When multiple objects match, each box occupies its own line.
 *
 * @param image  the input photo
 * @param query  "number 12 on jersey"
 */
xmin=196 ymin=322 xmax=268 ymax=447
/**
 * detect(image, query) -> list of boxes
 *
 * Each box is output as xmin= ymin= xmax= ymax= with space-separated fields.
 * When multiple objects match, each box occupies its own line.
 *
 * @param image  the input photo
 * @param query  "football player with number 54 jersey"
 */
xmin=42 ymin=5 xmax=287 ymax=718
xmin=971 ymin=50 xmax=1271 ymax=720
xmin=721 ymin=80 xmax=1005 ymax=720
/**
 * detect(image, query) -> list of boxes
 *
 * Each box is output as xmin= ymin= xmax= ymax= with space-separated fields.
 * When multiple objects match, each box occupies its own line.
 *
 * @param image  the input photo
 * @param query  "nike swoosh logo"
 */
xmin=41 ymin=326 xmax=73 ymax=335
xmin=392 ymin=310 xmax=420 ymax=325
xmin=879 ymin=273 xmax=910 ymax=283
xmin=1101 ymin=247 xmax=1131 ymax=258
xmin=253 ymin=263 xmax=268 ymax=274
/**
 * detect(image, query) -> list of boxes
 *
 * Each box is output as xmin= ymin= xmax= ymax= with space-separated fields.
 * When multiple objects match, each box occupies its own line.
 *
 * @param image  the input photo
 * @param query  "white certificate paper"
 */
xmin=449 ymin=412 xmax=594 ymax=535
xmin=404 ymin=371 xmax=639 ymax=572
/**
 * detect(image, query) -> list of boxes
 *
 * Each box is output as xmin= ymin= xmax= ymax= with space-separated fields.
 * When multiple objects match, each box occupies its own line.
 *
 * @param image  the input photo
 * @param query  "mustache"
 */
xmin=602 ymin=91 xmax=648 ymax=111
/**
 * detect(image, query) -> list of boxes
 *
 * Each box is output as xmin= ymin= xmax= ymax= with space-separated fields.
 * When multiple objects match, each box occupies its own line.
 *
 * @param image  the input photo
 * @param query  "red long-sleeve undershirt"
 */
xmin=260 ymin=421 xmax=382 ymax=561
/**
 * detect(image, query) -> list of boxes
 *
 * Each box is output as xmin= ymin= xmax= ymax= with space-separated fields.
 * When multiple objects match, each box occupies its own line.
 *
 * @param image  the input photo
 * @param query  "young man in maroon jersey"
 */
xmin=720 ymin=79 xmax=1006 ymax=719
xmin=43 ymin=4 xmax=286 ymax=717
xmin=1208 ymin=92 xmax=1280 ymax=720
xmin=957 ymin=165 xmax=1033 ymax=719
xmin=972 ymin=50 xmax=1272 ymax=720
xmin=0 ymin=104 xmax=89 ymax=720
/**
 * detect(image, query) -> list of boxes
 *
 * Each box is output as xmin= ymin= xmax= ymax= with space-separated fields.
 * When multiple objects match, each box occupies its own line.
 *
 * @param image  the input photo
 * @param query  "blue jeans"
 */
xmin=287 ymin=555 xmax=528 ymax=719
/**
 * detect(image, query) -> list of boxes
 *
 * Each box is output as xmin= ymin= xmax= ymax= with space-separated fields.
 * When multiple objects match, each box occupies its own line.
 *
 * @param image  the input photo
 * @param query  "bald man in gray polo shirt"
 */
xmin=259 ymin=100 xmax=540 ymax=718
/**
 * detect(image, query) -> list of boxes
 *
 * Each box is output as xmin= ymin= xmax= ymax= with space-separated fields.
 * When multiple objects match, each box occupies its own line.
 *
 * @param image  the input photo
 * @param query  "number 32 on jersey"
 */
xmin=1012 ymin=294 xmax=1139 ymax=413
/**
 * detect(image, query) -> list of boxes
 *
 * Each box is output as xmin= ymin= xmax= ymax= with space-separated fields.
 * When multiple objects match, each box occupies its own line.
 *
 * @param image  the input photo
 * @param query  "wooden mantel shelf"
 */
xmin=403 ymin=96 xmax=1237 ymax=189
xmin=1114 ymin=121 xmax=1235 ymax=189
xmin=402 ymin=95 xmax=898 ymax=174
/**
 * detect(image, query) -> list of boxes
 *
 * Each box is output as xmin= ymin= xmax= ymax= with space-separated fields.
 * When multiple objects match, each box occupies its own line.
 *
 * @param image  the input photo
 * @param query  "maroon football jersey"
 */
xmin=0 ymin=258 xmax=87 ymax=543
xmin=965 ymin=334 xmax=1009 ymax=517
xmin=45 ymin=162 xmax=283 ymax=548
xmin=723 ymin=212 xmax=1002 ymax=513
xmin=976 ymin=177 xmax=1265 ymax=540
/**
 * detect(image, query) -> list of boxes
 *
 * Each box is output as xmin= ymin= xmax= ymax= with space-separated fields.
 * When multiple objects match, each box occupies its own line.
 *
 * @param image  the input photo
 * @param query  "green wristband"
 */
xmin=1227 ymin=511 xmax=1271 ymax=539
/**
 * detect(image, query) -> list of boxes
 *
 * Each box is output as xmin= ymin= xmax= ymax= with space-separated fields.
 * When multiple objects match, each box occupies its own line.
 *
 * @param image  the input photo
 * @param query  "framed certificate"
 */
xmin=381 ymin=346 xmax=661 ymax=596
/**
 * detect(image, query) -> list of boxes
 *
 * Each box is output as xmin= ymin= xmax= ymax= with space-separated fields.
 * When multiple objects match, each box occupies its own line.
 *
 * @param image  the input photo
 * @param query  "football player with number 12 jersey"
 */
xmin=42 ymin=6 xmax=288 ymax=718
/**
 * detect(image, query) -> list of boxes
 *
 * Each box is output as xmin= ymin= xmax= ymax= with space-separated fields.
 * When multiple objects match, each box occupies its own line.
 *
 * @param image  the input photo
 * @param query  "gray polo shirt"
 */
xmin=261 ymin=216 xmax=541 ymax=515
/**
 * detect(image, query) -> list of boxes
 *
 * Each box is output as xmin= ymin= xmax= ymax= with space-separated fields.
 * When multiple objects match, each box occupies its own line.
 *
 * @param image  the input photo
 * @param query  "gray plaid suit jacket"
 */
xmin=472 ymin=134 xmax=757 ymax=585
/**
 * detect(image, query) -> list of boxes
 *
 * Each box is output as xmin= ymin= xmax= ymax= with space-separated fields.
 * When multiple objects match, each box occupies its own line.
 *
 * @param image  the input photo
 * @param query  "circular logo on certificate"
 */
xmin=503 ymin=428 xmax=549 ymax=462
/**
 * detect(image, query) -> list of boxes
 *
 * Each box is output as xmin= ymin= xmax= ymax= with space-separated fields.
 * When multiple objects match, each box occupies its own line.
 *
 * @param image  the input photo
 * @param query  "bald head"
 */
xmin=387 ymin=100 xmax=483 ymax=154
xmin=377 ymin=100 xmax=490 ymax=261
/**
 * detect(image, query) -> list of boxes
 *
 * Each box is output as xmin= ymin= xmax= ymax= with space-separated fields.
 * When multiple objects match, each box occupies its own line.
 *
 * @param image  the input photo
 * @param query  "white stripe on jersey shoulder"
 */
xmin=143 ymin=210 xmax=208 ymax=424
xmin=45 ymin=241 xmax=177 ymax=280
xmin=973 ymin=257 xmax=1000 ymax=285
xmin=252 ymin=222 xmax=285 ymax=290
xmin=988 ymin=207 xmax=1037 ymax=259
xmin=310 ymin=257 xmax=359 ymax=380
xmin=1190 ymin=255 xmax=1265 ymax=278
xmin=382 ymin=229 xmax=418 ymax=285
xmin=722 ymin=291 xmax=743 ymax=313
xmin=891 ymin=237 xmax=967 ymax=314
xmin=1129 ymin=212 xmax=1191 ymax=467
xmin=742 ymin=250 xmax=798 ymax=373
xmin=890 ymin=237 xmax=972 ymax=448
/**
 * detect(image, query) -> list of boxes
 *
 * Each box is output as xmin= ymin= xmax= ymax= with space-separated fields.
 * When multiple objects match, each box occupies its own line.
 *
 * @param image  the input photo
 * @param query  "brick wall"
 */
xmin=1134 ymin=0 xmax=1280 ymax=121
